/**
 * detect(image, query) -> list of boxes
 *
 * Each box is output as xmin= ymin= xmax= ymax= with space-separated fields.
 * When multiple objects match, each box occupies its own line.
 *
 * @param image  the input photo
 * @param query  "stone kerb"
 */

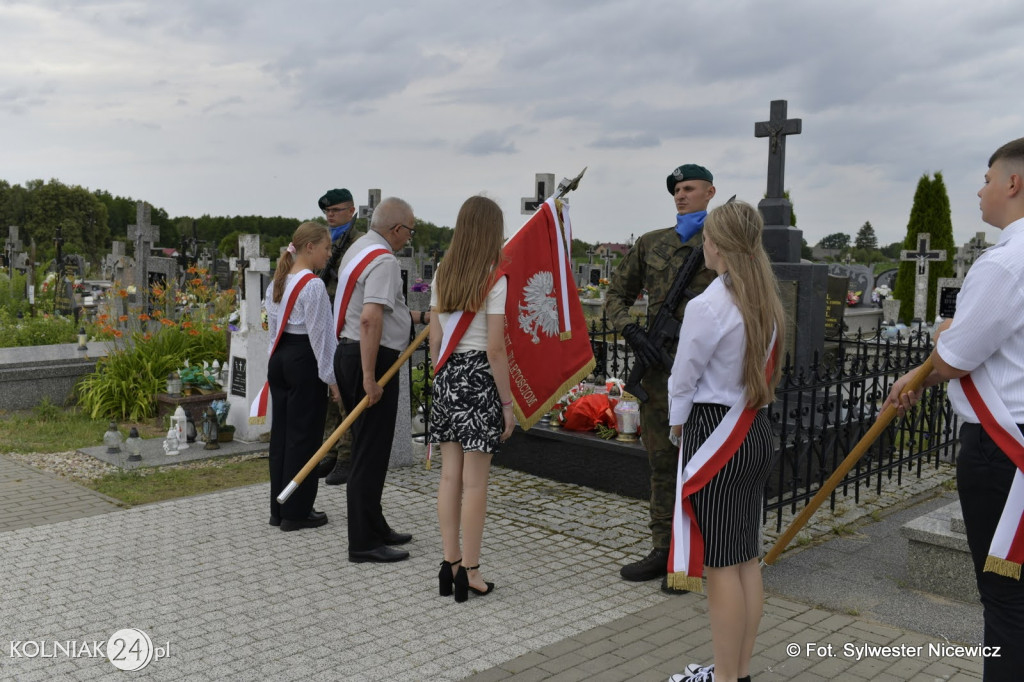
xmin=0 ymin=342 xmax=115 ymax=410
xmin=900 ymin=500 xmax=978 ymax=602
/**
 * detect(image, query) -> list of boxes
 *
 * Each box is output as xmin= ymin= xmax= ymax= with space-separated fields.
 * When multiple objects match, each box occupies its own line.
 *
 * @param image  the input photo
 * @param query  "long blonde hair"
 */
xmin=435 ymin=196 xmax=505 ymax=312
xmin=703 ymin=201 xmax=785 ymax=407
xmin=271 ymin=221 xmax=329 ymax=303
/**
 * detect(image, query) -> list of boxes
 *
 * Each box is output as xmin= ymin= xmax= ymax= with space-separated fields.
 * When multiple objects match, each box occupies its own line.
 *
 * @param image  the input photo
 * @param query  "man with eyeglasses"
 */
xmin=316 ymin=188 xmax=363 ymax=484
xmin=333 ymin=197 xmax=420 ymax=562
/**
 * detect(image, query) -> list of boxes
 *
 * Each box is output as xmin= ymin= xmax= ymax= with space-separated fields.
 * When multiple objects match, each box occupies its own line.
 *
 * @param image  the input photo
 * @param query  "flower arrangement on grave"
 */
xmin=549 ymin=382 xmax=595 ymax=426
xmin=209 ymin=399 xmax=234 ymax=440
xmin=411 ymin=278 xmax=430 ymax=293
xmin=598 ymin=277 xmax=610 ymax=289
xmin=177 ymin=359 xmax=222 ymax=393
xmin=871 ymin=284 xmax=891 ymax=304
xmin=578 ymin=284 xmax=602 ymax=300
xmin=846 ymin=290 xmax=862 ymax=306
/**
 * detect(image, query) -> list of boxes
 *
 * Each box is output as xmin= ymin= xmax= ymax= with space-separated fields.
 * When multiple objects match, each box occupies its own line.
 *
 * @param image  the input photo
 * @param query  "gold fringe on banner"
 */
xmin=249 ymin=416 xmax=266 ymax=425
xmin=513 ymin=357 xmax=596 ymax=432
xmin=559 ymin=331 xmax=572 ymax=341
xmin=984 ymin=555 xmax=1022 ymax=580
xmin=666 ymin=573 xmax=704 ymax=594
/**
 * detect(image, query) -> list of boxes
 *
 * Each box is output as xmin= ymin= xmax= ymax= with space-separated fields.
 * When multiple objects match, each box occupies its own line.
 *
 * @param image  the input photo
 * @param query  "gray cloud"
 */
xmin=459 ymin=129 xmax=520 ymax=156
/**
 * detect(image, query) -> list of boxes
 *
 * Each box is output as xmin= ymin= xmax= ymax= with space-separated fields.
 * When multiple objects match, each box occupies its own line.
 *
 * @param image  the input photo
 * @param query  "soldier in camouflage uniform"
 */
xmin=316 ymin=189 xmax=363 ymax=484
xmin=605 ymin=164 xmax=718 ymax=591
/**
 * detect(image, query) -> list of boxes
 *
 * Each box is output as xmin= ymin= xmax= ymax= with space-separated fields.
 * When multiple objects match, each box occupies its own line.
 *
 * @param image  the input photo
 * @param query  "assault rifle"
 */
xmin=319 ymin=226 xmax=356 ymax=289
xmin=623 ymin=244 xmax=705 ymax=402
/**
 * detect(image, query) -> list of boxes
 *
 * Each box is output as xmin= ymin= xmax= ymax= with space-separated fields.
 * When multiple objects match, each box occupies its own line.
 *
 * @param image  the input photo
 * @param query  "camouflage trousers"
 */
xmin=322 ymin=389 xmax=352 ymax=465
xmin=638 ymin=369 xmax=675 ymax=549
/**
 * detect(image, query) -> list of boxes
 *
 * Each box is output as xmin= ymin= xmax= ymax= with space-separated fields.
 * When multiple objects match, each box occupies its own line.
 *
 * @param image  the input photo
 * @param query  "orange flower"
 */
xmin=138 ymin=313 xmax=151 ymax=322
xmin=211 ymin=324 xmax=222 ymax=332
xmin=113 ymin=329 xmax=123 ymax=338
xmin=188 ymin=329 xmax=200 ymax=336
xmin=181 ymin=320 xmax=193 ymax=329
xmin=142 ymin=332 xmax=152 ymax=341
xmin=97 ymin=314 xmax=109 ymax=323
xmin=151 ymin=310 xmax=162 ymax=319
xmin=118 ymin=315 xmax=129 ymax=323
xmin=118 ymin=289 xmax=128 ymax=298
xmin=160 ymin=318 xmax=176 ymax=326
xmin=187 ymin=266 xmax=198 ymax=274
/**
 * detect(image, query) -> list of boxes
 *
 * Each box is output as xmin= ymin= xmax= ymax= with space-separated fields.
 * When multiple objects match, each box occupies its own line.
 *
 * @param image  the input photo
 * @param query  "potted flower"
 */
xmin=177 ymin=360 xmax=222 ymax=395
xmin=210 ymin=400 xmax=234 ymax=442
xmin=872 ymin=284 xmax=891 ymax=306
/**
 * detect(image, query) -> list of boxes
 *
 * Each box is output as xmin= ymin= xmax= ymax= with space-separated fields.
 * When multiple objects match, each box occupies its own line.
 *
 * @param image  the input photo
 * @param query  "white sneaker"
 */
xmin=679 ymin=663 xmax=714 ymax=681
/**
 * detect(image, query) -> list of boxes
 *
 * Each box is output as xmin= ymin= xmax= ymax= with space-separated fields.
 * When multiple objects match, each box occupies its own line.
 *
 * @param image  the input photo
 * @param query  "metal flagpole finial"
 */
xmin=555 ymin=167 xmax=587 ymax=199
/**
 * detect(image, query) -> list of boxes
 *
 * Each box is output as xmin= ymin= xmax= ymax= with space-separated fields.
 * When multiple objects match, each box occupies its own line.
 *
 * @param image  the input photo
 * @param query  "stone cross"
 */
xmin=755 ymin=99 xmax=802 ymax=200
xmin=900 ymin=233 xmax=946 ymax=321
xmin=953 ymin=245 xmax=971 ymax=279
xmin=601 ymin=251 xmax=615 ymax=279
xmin=754 ymin=100 xmax=803 ymax=263
xmin=127 ymin=202 xmax=159 ymax=294
xmin=586 ymin=246 xmax=595 ymax=264
xmin=359 ymin=189 xmax=381 ymax=221
xmin=967 ymin=231 xmax=987 ymax=264
xmin=4 ymin=226 xmax=23 ymax=274
xmin=521 ymin=173 xmax=556 ymax=214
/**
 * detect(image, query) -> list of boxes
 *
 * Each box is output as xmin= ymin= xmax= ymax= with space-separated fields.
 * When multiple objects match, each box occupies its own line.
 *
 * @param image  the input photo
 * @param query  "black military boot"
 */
xmin=619 ymin=547 xmax=669 ymax=581
xmin=324 ymin=458 xmax=351 ymax=485
xmin=315 ymin=455 xmax=337 ymax=479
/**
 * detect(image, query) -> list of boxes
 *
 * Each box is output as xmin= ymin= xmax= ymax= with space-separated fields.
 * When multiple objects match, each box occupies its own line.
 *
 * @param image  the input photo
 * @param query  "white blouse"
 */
xmin=264 ymin=273 xmax=337 ymax=386
xmin=429 ymin=275 xmax=507 ymax=353
xmin=668 ymin=275 xmax=747 ymax=426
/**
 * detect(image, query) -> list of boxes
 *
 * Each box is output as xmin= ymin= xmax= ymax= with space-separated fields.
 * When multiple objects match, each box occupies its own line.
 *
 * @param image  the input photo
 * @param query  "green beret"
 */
xmin=318 ymin=188 xmax=354 ymax=210
xmin=666 ymin=164 xmax=714 ymax=194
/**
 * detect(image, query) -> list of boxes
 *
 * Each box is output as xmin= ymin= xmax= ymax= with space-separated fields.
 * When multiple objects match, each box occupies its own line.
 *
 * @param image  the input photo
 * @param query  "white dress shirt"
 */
xmin=937 ymin=217 xmax=1024 ymax=423
xmin=264 ymin=274 xmax=337 ymax=386
xmin=336 ymin=231 xmax=411 ymax=351
xmin=668 ymin=275 xmax=747 ymax=426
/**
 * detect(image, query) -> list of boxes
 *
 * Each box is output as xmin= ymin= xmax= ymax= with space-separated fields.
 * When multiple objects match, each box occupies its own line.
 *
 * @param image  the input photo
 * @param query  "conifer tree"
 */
xmin=893 ymin=173 xmax=955 ymax=323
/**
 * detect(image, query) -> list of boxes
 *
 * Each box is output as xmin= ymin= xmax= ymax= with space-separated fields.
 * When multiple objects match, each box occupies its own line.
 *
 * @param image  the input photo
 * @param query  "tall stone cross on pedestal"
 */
xmin=755 ymin=100 xmax=802 ymax=263
xmin=900 ymin=232 xmax=946 ymax=322
xmin=127 ymin=201 xmax=159 ymax=295
xmin=521 ymin=173 xmax=556 ymax=214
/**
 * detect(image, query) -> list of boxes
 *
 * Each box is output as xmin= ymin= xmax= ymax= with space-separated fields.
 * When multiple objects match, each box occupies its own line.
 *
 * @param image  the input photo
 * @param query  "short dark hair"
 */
xmin=989 ymin=137 xmax=1024 ymax=168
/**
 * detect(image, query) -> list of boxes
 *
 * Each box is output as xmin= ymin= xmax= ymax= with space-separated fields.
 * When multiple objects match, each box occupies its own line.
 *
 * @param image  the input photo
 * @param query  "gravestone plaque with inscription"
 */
xmin=936 ymin=277 xmax=963 ymax=319
xmin=824 ymin=274 xmax=849 ymax=339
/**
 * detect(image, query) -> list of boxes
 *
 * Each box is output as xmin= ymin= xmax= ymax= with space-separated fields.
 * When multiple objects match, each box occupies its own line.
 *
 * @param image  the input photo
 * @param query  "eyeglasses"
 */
xmin=323 ymin=206 xmax=354 ymax=215
xmin=394 ymin=223 xmax=416 ymax=237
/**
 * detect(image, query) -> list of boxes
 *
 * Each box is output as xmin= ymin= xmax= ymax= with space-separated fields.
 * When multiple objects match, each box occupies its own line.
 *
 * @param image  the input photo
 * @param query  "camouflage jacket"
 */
xmin=319 ymin=227 xmax=365 ymax=303
xmin=604 ymin=226 xmax=716 ymax=353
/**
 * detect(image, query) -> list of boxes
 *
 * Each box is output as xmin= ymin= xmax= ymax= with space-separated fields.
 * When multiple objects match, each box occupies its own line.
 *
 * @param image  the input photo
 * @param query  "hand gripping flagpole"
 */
xmin=763 ymin=357 xmax=934 ymax=565
xmin=277 ymin=325 xmax=431 ymax=504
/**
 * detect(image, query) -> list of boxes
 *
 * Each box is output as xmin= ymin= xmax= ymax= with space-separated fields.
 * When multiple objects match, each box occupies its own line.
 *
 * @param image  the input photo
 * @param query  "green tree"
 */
xmin=893 ymin=172 xmax=956 ymax=322
xmin=854 ymin=221 xmax=878 ymax=250
xmin=817 ymin=232 xmax=850 ymax=250
xmin=22 ymin=179 xmax=110 ymax=266
xmin=880 ymin=241 xmax=903 ymax=259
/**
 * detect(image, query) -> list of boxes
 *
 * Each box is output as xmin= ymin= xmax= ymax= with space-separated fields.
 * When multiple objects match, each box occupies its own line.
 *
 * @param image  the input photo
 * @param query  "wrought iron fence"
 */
xmin=409 ymin=308 xmax=960 ymax=525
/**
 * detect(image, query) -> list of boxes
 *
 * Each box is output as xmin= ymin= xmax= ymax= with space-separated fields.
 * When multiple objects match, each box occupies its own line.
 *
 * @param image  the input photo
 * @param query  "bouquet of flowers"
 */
xmin=549 ymin=382 xmax=594 ymax=426
xmin=846 ymin=290 xmax=862 ymax=306
xmin=871 ymin=284 xmax=891 ymax=304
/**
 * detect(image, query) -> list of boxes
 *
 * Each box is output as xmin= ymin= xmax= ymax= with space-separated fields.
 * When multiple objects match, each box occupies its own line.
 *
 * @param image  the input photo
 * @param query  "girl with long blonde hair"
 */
xmin=429 ymin=195 xmax=515 ymax=602
xmin=667 ymin=201 xmax=784 ymax=682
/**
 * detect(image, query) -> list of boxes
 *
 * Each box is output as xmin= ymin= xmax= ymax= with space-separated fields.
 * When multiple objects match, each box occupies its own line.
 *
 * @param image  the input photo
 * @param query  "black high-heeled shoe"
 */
xmin=453 ymin=564 xmax=469 ymax=602
xmin=439 ymin=558 xmax=461 ymax=597
xmin=464 ymin=565 xmax=494 ymax=597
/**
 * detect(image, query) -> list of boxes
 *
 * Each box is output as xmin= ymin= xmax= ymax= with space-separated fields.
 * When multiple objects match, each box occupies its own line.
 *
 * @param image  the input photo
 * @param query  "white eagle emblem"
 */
xmin=518 ymin=271 xmax=560 ymax=344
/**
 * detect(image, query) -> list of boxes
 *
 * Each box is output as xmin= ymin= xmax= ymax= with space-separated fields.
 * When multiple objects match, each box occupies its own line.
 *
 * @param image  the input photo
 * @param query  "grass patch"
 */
xmin=0 ymin=403 xmax=164 ymax=454
xmin=87 ymin=457 xmax=269 ymax=506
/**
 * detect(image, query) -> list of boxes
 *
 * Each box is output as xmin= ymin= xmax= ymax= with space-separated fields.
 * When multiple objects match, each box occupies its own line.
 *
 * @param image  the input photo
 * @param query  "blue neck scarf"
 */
xmin=675 ymin=211 xmax=706 ymax=244
xmin=330 ymin=219 xmax=355 ymax=243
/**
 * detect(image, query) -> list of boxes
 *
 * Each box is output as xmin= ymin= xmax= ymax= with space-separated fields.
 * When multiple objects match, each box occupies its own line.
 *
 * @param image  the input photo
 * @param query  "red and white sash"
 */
xmin=434 ymin=311 xmax=474 ymax=372
xmin=666 ymin=330 xmax=778 ymax=592
xmin=249 ymin=270 xmax=317 ymax=424
xmin=333 ymin=244 xmax=391 ymax=339
xmin=957 ymin=366 xmax=1024 ymax=579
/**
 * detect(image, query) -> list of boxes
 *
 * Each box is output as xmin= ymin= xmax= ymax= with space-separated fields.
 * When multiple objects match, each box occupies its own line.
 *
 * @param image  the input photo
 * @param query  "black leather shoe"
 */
xmin=324 ymin=460 xmax=350 ymax=485
xmin=315 ymin=455 xmax=337 ymax=479
xmin=620 ymin=547 xmax=669 ymax=581
xmin=349 ymin=546 xmax=410 ymax=563
xmin=383 ymin=529 xmax=412 ymax=545
xmin=280 ymin=511 xmax=328 ymax=532
xmin=269 ymin=515 xmax=281 ymax=527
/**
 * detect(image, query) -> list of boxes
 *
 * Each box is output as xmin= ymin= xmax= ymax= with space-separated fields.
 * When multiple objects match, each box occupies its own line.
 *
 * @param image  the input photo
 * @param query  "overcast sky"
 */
xmin=2 ymin=0 xmax=1022 ymax=250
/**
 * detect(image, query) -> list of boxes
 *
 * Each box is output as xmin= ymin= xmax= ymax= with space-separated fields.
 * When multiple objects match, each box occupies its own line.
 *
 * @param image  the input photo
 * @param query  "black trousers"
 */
xmin=335 ymin=341 xmax=400 ymax=552
xmin=268 ymin=334 xmax=327 ymax=522
xmin=957 ymin=422 xmax=1024 ymax=682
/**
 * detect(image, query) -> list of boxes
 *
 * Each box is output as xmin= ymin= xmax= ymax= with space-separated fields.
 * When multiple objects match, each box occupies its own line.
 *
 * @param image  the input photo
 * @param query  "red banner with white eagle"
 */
xmin=496 ymin=197 xmax=595 ymax=430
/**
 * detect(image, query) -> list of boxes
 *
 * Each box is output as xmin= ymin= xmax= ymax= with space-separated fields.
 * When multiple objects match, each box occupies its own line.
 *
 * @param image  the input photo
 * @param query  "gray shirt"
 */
xmin=337 ymin=231 xmax=411 ymax=351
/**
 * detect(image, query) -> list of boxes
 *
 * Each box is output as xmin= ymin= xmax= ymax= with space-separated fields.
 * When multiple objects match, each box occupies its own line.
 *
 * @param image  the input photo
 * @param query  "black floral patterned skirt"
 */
xmin=429 ymin=351 xmax=502 ymax=455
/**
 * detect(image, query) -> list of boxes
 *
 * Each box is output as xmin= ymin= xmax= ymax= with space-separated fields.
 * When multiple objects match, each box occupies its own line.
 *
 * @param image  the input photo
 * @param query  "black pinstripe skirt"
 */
xmin=681 ymin=403 xmax=775 ymax=568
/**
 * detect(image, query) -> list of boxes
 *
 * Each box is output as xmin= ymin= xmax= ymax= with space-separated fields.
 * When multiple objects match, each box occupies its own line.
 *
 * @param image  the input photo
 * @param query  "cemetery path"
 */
xmin=0 ymin=453 xmax=121 ymax=531
xmin=0 ymin=452 xmax=982 ymax=681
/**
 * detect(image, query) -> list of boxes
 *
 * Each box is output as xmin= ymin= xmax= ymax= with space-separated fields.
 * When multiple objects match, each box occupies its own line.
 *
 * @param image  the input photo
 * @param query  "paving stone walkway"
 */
xmin=0 ymin=452 xmax=985 ymax=680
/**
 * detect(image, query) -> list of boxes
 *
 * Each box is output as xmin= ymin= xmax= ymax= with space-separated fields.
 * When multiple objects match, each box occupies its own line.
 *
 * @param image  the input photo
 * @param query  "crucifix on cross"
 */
xmin=755 ymin=100 xmax=802 ymax=200
xmin=900 ymin=232 xmax=946 ymax=321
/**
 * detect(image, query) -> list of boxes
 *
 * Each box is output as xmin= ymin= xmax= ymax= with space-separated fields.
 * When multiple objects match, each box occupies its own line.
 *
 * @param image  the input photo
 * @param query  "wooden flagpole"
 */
xmin=277 ymin=325 xmax=430 ymax=504
xmin=763 ymin=357 xmax=934 ymax=565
